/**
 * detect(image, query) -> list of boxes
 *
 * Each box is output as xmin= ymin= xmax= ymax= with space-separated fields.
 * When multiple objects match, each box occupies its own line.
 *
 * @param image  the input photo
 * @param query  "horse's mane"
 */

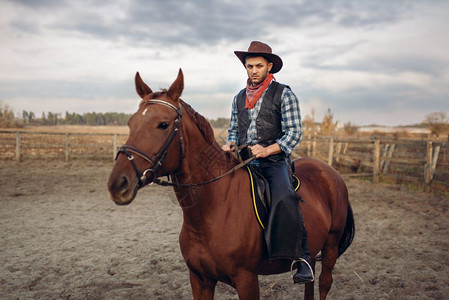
xmin=179 ymin=99 xmax=236 ymax=168
xmin=150 ymin=92 xmax=234 ymax=166
xmin=180 ymin=99 xmax=216 ymax=144
xmin=151 ymin=90 xmax=215 ymax=144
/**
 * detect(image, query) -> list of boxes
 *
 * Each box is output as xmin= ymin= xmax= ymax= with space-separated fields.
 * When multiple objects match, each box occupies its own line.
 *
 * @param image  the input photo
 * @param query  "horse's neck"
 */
xmin=175 ymin=118 xmax=234 ymax=187
xmin=172 ymin=117 xmax=235 ymax=225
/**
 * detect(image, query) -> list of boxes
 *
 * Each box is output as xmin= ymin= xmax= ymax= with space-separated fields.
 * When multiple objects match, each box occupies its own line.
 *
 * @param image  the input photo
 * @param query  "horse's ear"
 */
xmin=135 ymin=72 xmax=153 ymax=99
xmin=167 ymin=68 xmax=184 ymax=101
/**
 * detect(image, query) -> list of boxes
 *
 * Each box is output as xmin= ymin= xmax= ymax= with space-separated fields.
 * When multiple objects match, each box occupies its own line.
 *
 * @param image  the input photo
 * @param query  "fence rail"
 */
xmin=1 ymin=130 xmax=448 ymax=191
xmin=294 ymin=136 xmax=448 ymax=191
xmin=0 ymin=131 xmax=128 ymax=162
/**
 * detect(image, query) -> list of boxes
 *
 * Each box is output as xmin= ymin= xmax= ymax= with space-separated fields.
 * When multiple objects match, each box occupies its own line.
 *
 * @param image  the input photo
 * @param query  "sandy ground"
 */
xmin=1 ymin=160 xmax=448 ymax=300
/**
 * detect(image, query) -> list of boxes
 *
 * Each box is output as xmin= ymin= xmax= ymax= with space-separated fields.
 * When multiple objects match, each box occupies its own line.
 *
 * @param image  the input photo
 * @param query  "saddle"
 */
xmin=246 ymin=164 xmax=300 ymax=230
xmin=230 ymin=143 xmax=301 ymax=229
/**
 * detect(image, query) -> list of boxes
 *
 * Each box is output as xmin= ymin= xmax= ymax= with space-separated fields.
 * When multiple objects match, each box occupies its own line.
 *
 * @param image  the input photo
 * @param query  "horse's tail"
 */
xmin=337 ymin=203 xmax=355 ymax=258
xmin=314 ymin=204 xmax=355 ymax=262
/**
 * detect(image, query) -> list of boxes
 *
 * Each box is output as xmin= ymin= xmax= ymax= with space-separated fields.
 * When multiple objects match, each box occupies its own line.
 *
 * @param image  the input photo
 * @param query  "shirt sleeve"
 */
xmin=276 ymin=87 xmax=302 ymax=155
xmin=225 ymin=95 xmax=239 ymax=144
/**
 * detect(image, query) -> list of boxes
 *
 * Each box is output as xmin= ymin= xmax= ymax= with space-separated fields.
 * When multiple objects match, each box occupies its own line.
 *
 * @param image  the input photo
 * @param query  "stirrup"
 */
xmin=291 ymin=258 xmax=315 ymax=282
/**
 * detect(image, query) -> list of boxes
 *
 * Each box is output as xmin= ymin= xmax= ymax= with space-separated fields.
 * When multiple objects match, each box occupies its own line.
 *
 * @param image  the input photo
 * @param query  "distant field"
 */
xmin=1 ymin=125 xmax=229 ymax=139
xmin=1 ymin=125 xmax=130 ymax=134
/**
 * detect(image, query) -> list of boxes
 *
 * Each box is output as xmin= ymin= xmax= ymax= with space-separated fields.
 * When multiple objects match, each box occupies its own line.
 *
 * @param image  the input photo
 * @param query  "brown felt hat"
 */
xmin=234 ymin=41 xmax=283 ymax=73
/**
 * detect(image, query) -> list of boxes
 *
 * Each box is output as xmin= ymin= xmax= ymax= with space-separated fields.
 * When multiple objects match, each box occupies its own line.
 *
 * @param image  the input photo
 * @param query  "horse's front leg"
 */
xmin=189 ymin=270 xmax=217 ymax=300
xmin=234 ymin=270 xmax=260 ymax=300
xmin=304 ymin=260 xmax=316 ymax=300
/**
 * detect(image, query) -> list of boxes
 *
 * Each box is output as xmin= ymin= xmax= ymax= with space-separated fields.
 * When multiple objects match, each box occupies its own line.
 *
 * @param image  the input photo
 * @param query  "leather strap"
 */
xmin=153 ymin=155 xmax=255 ymax=187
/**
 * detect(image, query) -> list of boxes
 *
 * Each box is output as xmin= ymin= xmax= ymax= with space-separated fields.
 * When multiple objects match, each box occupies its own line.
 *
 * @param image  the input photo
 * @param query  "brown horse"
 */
xmin=108 ymin=69 xmax=354 ymax=300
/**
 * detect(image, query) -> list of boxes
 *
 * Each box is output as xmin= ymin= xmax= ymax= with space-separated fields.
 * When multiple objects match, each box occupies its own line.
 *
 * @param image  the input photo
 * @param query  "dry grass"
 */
xmin=0 ymin=125 xmax=129 ymax=134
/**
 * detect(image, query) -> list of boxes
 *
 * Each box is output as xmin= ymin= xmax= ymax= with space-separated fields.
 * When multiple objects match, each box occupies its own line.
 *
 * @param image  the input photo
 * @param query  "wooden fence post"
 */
xmin=373 ymin=139 xmax=380 ymax=183
xmin=381 ymin=144 xmax=395 ymax=174
xmin=15 ymin=132 xmax=21 ymax=161
xmin=306 ymin=140 xmax=311 ymax=157
xmin=336 ymin=142 xmax=342 ymax=163
xmin=65 ymin=133 xmax=70 ymax=162
xmin=113 ymin=133 xmax=118 ymax=161
xmin=312 ymin=133 xmax=317 ymax=158
xmin=328 ymin=138 xmax=334 ymax=166
xmin=425 ymin=141 xmax=433 ymax=187
xmin=343 ymin=142 xmax=349 ymax=154
xmin=306 ymin=135 xmax=311 ymax=157
xmin=431 ymin=145 xmax=441 ymax=181
xmin=380 ymin=144 xmax=389 ymax=169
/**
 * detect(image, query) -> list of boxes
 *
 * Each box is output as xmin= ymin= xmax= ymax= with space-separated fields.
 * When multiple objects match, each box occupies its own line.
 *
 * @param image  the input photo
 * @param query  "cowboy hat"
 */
xmin=234 ymin=41 xmax=283 ymax=73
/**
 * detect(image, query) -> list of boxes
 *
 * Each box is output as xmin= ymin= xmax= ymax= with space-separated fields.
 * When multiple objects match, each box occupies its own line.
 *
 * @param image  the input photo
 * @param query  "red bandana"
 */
xmin=245 ymin=73 xmax=275 ymax=109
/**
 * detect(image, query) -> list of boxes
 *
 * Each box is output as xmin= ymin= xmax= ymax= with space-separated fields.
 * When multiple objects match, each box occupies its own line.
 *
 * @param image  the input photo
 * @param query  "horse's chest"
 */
xmin=180 ymin=236 xmax=229 ymax=276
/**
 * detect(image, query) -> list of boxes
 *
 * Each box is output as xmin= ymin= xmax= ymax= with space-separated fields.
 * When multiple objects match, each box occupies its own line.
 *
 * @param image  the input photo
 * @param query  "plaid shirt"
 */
xmin=226 ymin=82 xmax=302 ymax=155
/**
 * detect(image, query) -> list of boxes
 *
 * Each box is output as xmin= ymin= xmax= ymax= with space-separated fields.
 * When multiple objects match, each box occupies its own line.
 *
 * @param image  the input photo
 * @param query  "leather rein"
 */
xmin=116 ymin=99 xmax=254 ymax=189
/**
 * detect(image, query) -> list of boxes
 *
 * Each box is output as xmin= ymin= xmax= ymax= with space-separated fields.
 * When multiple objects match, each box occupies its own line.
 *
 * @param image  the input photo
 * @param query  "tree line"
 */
xmin=0 ymin=100 xmax=232 ymax=128
xmin=21 ymin=111 xmax=230 ymax=127
xmin=21 ymin=110 xmax=132 ymax=126
xmin=1 ymin=102 xmax=448 ymax=137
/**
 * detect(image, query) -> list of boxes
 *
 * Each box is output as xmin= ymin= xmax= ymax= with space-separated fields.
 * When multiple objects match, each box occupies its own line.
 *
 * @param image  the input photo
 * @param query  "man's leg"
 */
xmin=259 ymin=158 xmax=313 ymax=284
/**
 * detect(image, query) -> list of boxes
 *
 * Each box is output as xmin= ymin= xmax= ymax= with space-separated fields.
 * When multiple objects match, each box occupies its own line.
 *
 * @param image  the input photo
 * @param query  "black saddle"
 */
xmin=246 ymin=164 xmax=300 ymax=230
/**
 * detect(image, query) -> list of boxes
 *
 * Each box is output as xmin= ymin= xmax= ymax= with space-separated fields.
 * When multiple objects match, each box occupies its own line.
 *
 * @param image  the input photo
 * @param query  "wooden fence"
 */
xmin=1 ymin=130 xmax=448 ymax=191
xmin=295 ymin=136 xmax=449 ymax=191
xmin=0 ymin=131 xmax=128 ymax=162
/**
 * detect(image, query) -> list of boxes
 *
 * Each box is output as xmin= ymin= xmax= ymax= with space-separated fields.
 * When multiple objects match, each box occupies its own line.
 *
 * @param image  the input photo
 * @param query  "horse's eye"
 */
xmin=158 ymin=122 xmax=169 ymax=130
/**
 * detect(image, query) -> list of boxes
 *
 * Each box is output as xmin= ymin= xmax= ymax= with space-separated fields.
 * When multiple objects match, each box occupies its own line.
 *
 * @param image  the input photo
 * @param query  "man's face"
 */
xmin=245 ymin=56 xmax=273 ymax=85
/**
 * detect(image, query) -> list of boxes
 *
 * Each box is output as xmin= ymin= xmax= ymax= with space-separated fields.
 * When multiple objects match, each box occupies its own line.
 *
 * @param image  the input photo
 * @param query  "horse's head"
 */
xmin=108 ymin=69 xmax=185 ymax=205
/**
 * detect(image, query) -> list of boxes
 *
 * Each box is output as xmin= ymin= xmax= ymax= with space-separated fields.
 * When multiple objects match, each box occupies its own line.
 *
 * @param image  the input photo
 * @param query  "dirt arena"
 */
xmin=1 ymin=160 xmax=448 ymax=299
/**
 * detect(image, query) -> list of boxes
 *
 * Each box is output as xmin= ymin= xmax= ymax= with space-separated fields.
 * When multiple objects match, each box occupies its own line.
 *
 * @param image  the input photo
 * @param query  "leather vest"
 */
xmin=236 ymin=81 xmax=287 ymax=161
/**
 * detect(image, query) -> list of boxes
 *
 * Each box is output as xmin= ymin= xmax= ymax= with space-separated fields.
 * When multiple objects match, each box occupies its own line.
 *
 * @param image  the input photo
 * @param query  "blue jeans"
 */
xmin=252 ymin=158 xmax=310 ymax=261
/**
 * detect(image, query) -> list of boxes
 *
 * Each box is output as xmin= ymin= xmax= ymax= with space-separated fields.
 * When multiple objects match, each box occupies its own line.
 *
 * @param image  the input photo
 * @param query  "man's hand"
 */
xmin=249 ymin=143 xmax=282 ymax=158
xmin=222 ymin=141 xmax=236 ymax=153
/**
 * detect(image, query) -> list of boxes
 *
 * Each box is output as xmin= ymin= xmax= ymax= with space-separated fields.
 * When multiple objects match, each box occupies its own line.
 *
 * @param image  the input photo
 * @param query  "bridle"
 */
xmin=116 ymin=98 xmax=254 ymax=189
xmin=116 ymin=99 xmax=184 ymax=188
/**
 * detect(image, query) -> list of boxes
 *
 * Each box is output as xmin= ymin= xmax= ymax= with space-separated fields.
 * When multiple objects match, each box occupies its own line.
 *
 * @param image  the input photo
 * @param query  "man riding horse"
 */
xmin=222 ymin=41 xmax=314 ymax=284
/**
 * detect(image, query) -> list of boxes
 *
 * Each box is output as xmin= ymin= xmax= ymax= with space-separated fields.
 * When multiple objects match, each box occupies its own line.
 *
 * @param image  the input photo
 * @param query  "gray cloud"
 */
xmin=334 ymin=0 xmax=410 ymax=27
xmin=303 ymin=48 xmax=449 ymax=77
xmin=8 ymin=0 xmax=412 ymax=47
xmin=0 ymin=79 xmax=132 ymax=99
xmin=2 ymin=0 xmax=448 ymax=126
xmin=13 ymin=0 xmax=67 ymax=8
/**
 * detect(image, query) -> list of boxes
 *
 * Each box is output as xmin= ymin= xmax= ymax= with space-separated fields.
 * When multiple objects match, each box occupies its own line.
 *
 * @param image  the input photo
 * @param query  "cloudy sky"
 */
xmin=1 ymin=0 xmax=448 ymax=126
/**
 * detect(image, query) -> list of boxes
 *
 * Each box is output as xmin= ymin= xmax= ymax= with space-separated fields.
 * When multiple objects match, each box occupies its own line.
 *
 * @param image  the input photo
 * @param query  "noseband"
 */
xmin=116 ymin=99 xmax=184 ymax=187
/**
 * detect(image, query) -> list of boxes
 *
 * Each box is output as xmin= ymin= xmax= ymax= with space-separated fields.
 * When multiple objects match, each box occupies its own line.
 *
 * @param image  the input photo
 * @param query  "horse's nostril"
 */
xmin=119 ymin=176 xmax=129 ymax=191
